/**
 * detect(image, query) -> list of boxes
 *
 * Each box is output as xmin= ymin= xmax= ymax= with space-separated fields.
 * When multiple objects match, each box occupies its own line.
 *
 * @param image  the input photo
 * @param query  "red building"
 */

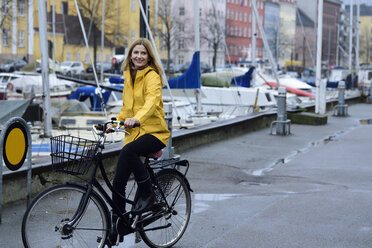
xmin=225 ymin=0 xmax=265 ymax=65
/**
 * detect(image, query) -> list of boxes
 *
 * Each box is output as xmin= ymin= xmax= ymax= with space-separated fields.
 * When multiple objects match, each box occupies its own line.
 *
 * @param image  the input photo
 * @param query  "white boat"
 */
xmin=7 ymin=73 xmax=77 ymax=100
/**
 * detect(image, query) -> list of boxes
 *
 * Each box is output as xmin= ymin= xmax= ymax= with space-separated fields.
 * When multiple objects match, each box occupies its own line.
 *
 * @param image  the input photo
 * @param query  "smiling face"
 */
xmin=131 ymin=44 xmax=149 ymax=69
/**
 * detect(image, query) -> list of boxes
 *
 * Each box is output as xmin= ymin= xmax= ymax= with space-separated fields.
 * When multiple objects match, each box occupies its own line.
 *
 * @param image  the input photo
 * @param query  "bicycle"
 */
xmin=21 ymin=119 xmax=192 ymax=248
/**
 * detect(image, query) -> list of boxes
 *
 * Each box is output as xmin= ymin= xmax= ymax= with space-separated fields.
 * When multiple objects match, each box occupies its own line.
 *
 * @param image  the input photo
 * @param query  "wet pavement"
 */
xmin=1 ymin=103 xmax=372 ymax=247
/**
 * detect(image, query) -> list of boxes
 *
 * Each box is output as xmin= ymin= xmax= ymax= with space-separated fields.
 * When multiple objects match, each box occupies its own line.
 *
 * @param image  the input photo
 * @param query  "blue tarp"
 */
xmin=231 ymin=66 xmax=255 ymax=88
xmin=67 ymin=86 xmax=112 ymax=111
xmin=168 ymin=52 xmax=201 ymax=89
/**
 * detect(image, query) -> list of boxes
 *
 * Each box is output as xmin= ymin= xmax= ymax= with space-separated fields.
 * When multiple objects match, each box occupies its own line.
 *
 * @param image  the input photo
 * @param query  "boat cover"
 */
xmin=67 ymin=86 xmax=113 ymax=111
xmin=168 ymin=52 xmax=201 ymax=89
xmin=0 ymin=99 xmax=31 ymax=125
xmin=231 ymin=66 xmax=255 ymax=88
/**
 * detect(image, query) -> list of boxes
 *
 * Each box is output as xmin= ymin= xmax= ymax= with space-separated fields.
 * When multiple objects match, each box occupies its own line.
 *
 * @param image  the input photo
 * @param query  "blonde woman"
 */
xmin=106 ymin=38 xmax=170 ymax=244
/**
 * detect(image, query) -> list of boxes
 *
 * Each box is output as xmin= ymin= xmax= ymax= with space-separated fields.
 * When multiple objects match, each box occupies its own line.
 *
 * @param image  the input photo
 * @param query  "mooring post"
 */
xmin=270 ymin=87 xmax=291 ymax=135
xmin=162 ymin=102 xmax=175 ymax=159
xmin=334 ymin=81 xmax=348 ymax=116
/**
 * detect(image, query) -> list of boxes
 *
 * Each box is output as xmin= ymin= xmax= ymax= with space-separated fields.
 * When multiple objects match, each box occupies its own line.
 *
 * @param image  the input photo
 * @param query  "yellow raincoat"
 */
xmin=117 ymin=66 xmax=170 ymax=146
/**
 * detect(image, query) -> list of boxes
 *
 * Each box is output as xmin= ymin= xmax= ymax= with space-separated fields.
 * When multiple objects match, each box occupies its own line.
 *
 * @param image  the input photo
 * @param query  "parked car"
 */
xmin=0 ymin=59 xmax=27 ymax=72
xmin=86 ymin=62 xmax=112 ymax=74
xmin=60 ymin=61 xmax=85 ymax=76
xmin=34 ymin=59 xmax=62 ymax=74
xmin=0 ymin=72 xmax=24 ymax=99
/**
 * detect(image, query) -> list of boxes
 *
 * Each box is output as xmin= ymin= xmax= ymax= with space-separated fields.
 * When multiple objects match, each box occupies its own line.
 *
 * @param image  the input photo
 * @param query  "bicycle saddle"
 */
xmin=146 ymin=150 xmax=162 ymax=159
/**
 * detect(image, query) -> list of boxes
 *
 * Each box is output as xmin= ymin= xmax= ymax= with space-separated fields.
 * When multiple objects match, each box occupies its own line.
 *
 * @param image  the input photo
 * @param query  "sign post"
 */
xmin=0 ymin=117 xmax=32 ymax=223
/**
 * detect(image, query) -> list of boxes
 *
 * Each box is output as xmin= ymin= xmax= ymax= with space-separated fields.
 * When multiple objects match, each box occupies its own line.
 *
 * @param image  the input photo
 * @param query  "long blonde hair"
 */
xmin=122 ymin=38 xmax=165 ymax=86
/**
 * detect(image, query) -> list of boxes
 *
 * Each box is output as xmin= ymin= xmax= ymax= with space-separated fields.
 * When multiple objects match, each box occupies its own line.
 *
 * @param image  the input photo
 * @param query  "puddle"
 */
xmin=193 ymin=193 xmax=241 ymax=214
xmin=360 ymin=119 xmax=372 ymax=125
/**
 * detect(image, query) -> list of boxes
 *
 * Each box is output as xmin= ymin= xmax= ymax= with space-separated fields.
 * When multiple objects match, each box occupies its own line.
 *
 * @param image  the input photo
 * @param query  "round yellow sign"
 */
xmin=5 ymin=128 xmax=26 ymax=165
xmin=3 ymin=122 xmax=28 ymax=171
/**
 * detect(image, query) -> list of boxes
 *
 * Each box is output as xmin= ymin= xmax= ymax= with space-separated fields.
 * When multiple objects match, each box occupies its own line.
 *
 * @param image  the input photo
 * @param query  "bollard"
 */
xmin=368 ymin=82 xmax=372 ymax=103
xmin=333 ymin=81 xmax=348 ymax=116
xmin=162 ymin=102 xmax=175 ymax=159
xmin=270 ymin=87 xmax=291 ymax=135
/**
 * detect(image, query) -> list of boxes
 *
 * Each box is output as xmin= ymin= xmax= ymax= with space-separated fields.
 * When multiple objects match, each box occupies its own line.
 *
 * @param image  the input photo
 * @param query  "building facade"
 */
xmin=277 ymin=0 xmax=297 ymax=67
xmin=225 ymin=0 xmax=265 ymax=65
xmin=359 ymin=4 xmax=372 ymax=64
xmin=295 ymin=8 xmax=316 ymax=68
xmin=264 ymin=0 xmax=280 ymax=63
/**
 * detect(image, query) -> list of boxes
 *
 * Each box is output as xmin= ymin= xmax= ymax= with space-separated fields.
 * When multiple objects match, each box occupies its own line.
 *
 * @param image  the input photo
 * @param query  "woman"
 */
xmin=106 ymin=38 xmax=170 ymax=244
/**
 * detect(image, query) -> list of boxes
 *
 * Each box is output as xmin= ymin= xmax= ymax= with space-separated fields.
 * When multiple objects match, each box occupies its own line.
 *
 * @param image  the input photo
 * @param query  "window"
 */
xmin=18 ymin=30 xmax=24 ymax=47
xmin=3 ymin=29 xmax=9 ymax=46
xmin=240 ymin=12 xmax=242 ymax=21
xmin=179 ymin=7 xmax=185 ymax=16
xmin=179 ymin=23 xmax=184 ymax=32
xmin=18 ymin=0 xmax=25 ymax=16
xmin=178 ymin=39 xmax=184 ymax=49
xmin=178 ymin=55 xmax=184 ymax=64
xmin=132 ymin=0 xmax=136 ymax=12
xmin=66 ymin=52 xmax=72 ymax=61
xmin=4 ymin=0 xmax=10 ymax=15
xmin=231 ymin=10 xmax=234 ymax=20
xmin=245 ymin=0 xmax=248 ymax=6
xmin=244 ymin=12 xmax=247 ymax=22
xmin=76 ymin=52 xmax=80 ymax=61
xmin=244 ymin=27 xmax=247 ymax=37
xmin=227 ymin=9 xmax=229 ymax=19
xmin=62 ymin=2 xmax=68 ymax=15
xmin=84 ymin=53 xmax=90 ymax=64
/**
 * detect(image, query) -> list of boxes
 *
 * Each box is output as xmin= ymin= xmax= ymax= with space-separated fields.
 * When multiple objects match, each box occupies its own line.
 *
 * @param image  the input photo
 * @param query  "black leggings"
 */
xmin=112 ymin=134 xmax=165 ymax=212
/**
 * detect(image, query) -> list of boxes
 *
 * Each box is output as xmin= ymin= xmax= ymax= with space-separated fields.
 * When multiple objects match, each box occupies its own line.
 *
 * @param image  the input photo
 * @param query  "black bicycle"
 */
xmin=21 ymin=119 xmax=192 ymax=248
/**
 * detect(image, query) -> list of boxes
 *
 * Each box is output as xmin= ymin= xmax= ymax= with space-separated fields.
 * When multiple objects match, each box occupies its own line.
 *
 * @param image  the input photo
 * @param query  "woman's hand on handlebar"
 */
xmin=124 ymin=118 xmax=140 ymax=129
xmin=105 ymin=123 xmax=115 ymax=133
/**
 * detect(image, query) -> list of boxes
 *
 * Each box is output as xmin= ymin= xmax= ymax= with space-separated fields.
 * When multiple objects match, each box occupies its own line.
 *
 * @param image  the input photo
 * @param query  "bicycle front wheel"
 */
xmin=22 ymin=184 xmax=109 ymax=248
xmin=139 ymin=169 xmax=191 ymax=248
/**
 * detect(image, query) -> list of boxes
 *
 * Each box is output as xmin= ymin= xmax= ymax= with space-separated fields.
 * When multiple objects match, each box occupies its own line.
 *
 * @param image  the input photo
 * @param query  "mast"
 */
xmin=52 ymin=0 xmax=56 ymax=73
xmin=356 ymin=0 xmax=360 ymax=74
xmin=348 ymin=0 xmax=353 ymax=75
xmin=100 ymin=0 xmax=105 ymax=83
xmin=315 ymin=0 xmax=326 ymax=115
xmin=37 ymin=0 xmax=52 ymax=137
xmin=193 ymin=0 xmax=202 ymax=114
xmin=251 ymin=0 xmax=257 ymax=85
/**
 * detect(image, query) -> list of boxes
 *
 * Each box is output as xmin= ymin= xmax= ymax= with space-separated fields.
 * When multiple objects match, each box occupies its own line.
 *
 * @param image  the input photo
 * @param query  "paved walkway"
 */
xmin=1 ymin=103 xmax=372 ymax=248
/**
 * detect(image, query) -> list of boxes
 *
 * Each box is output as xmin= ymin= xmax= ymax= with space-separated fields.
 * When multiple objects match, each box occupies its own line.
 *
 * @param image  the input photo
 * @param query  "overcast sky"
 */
xmin=342 ymin=0 xmax=372 ymax=5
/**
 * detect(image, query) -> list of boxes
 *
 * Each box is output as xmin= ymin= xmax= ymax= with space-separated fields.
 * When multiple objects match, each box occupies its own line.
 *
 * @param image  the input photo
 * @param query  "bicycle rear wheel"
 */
xmin=139 ymin=169 xmax=191 ymax=248
xmin=22 ymin=184 xmax=109 ymax=248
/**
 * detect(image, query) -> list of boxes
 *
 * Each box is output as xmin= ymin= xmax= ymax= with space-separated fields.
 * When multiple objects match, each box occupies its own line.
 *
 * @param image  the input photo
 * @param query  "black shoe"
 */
xmin=131 ymin=177 xmax=155 ymax=215
xmin=117 ymin=214 xmax=134 ymax=236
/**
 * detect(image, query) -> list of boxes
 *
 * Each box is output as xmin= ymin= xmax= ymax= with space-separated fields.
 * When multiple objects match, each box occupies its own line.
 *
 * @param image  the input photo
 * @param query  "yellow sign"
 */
xmin=3 ymin=122 xmax=28 ymax=171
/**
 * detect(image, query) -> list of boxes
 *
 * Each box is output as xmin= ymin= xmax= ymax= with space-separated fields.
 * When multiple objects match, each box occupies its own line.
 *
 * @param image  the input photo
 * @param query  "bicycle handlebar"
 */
xmin=92 ymin=118 xmax=140 ymax=136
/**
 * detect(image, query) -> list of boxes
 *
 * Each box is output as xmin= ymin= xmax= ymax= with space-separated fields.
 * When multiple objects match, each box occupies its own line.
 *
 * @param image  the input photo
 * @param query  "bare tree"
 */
xmin=199 ymin=3 xmax=225 ymax=72
xmin=152 ymin=0 xmax=172 ymax=74
xmin=152 ymin=0 xmax=193 ymax=75
xmin=72 ymin=0 xmax=124 ymax=67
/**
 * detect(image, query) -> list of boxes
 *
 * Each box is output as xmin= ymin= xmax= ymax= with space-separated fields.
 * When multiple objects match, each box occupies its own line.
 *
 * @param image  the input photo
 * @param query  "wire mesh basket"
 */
xmin=50 ymin=135 xmax=100 ymax=175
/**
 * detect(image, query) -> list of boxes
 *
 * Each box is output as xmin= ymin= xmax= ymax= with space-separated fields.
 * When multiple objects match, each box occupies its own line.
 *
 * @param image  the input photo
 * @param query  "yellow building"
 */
xmin=359 ymin=9 xmax=372 ymax=64
xmin=0 ymin=0 xmax=29 ymax=61
xmin=0 ymin=0 xmax=168 ymax=67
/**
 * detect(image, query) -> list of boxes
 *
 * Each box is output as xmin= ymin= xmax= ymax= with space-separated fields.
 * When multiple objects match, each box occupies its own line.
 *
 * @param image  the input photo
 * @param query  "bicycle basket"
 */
xmin=50 ymin=135 xmax=100 ymax=175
